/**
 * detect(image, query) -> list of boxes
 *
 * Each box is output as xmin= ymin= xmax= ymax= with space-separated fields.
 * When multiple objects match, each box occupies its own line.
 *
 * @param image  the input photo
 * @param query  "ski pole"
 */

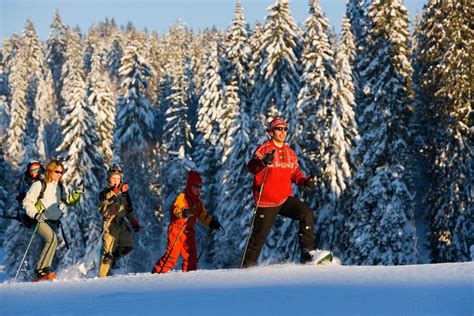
xmin=197 ymin=223 xmax=226 ymax=264
xmin=13 ymin=222 xmax=39 ymax=283
xmin=155 ymin=217 xmax=190 ymax=274
xmin=240 ymin=153 xmax=273 ymax=268
xmin=197 ymin=230 xmax=213 ymax=264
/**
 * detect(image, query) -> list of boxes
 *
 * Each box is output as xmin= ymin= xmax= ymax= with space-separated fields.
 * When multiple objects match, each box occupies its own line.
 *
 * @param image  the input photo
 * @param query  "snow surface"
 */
xmin=0 ymin=262 xmax=472 ymax=315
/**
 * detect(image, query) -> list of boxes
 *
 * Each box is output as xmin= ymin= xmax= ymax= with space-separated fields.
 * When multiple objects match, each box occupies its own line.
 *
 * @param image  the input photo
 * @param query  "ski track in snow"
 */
xmin=0 ymin=262 xmax=472 ymax=315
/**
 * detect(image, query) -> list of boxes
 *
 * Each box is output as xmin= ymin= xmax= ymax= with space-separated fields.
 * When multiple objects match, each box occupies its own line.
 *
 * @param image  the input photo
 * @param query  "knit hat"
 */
xmin=185 ymin=170 xmax=203 ymax=201
xmin=267 ymin=118 xmax=288 ymax=132
xmin=186 ymin=170 xmax=203 ymax=187
xmin=27 ymin=161 xmax=43 ymax=180
xmin=107 ymin=164 xmax=123 ymax=180
xmin=27 ymin=161 xmax=43 ymax=173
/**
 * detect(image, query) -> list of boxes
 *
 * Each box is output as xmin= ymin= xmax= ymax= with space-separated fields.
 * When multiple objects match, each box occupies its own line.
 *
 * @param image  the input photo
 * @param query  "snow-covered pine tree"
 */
xmin=247 ymin=21 xmax=263 ymax=92
xmin=144 ymin=31 xmax=161 ymax=105
xmin=33 ymin=66 xmax=56 ymax=162
xmin=209 ymin=74 xmax=254 ymax=268
xmin=294 ymin=0 xmax=347 ymax=261
xmin=415 ymin=0 xmax=473 ymax=262
xmin=318 ymin=16 xmax=359 ymax=254
xmin=107 ymin=35 xmax=124 ymax=86
xmin=114 ymin=37 xmax=164 ymax=272
xmin=55 ymin=30 xmax=104 ymax=272
xmin=5 ymin=45 xmax=29 ymax=170
xmin=194 ymin=43 xmax=224 ymax=214
xmin=252 ymin=0 xmax=302 ymax=144
xmin=87 ymin=41 xmax=116 ymax=168
xmin=160 ymin=23 xmax=197 ymax=177
xmin=223 ymin=0 xmax=251 ymax=107
xmin=346 ymin=0 xmax=371 ymax=117
xmin=343 ymin=0 xmax=417 ymax=265
xmin=1 ymin=34 xmax=21 ymax=105
xmin=82 ymin=27 xmax=101 ymax=77
xmin=45 ymin=11 xmax=68 ymax=113
xmin=161 ymin=54 xmax=197 ymax=207
xmin=5 ymin=20 xmax=44 ymax=169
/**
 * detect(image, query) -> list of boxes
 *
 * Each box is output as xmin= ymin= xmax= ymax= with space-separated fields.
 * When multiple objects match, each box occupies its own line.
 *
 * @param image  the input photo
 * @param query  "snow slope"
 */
xmin=1 ymin=262 xmax=472 ymax=316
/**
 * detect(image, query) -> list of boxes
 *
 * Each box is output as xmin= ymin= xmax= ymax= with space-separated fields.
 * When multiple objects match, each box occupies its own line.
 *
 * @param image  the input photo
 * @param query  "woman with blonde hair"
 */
xmin=22 ymin=159 xmax=84 ymax=281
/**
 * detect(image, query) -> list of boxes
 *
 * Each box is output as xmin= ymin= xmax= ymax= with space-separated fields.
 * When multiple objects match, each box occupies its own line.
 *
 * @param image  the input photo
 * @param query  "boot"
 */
xmin=33 ymin=267 xmax=56 ymax=282
xmin=301 ymin=249 xmax=333 ymax=265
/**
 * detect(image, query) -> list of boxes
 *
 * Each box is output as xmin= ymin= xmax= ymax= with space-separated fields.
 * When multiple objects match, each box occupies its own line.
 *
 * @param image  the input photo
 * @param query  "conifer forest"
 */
xmin=0 ymin=0 xmax=472 ymax=276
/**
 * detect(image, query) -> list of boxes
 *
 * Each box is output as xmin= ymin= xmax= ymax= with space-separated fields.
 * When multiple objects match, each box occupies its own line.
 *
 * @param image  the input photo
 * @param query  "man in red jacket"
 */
xmin=242 ymin=118 xmax=318 ymax=268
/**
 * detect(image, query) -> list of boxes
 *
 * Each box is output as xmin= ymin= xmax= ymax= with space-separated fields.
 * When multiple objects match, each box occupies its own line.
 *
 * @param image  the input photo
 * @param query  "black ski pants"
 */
xmin=242 ymin=196 xmax=314 ymax=268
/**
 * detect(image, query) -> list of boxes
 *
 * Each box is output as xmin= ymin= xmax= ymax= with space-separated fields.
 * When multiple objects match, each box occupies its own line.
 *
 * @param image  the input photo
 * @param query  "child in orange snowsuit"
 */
xmin=152 ymin=170 xmax=221 ymax=273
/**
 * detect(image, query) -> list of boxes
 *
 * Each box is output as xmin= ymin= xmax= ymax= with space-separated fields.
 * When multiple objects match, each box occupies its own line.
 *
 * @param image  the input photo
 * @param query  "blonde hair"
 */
xmin=44 ymin=159 xmax=65 ymax=182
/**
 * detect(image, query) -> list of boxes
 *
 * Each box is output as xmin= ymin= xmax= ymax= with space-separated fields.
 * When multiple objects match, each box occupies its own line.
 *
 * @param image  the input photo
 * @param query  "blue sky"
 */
xmin=1 ymin=0 xmax=426 ymax=40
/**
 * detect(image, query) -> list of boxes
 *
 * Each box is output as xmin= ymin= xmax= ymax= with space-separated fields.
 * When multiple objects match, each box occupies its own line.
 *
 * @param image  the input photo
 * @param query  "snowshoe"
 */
xmin=33 ymin=268 xmax=57 ymax=282
xmin=33 ymin=272 xmax=56 ymax=282
xmin=301 ymin=249 xmax=333 ymax=265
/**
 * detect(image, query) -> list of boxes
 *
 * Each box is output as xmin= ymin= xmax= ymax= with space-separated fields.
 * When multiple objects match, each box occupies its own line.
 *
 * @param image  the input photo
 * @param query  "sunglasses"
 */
xmin=30 ymin=167 xmax=41 ymax=173
xmin=192 ymin=184 xmax=202 ymax=189
xmin=54 ymin=170 xmax=63 ymax=174
xmin=274 ymin=127 xmax=288 ymax=132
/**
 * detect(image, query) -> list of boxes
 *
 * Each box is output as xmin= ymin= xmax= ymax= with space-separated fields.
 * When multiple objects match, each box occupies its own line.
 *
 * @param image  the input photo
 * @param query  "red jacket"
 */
xmin=247 ymin=140 xmax=307 ymax=207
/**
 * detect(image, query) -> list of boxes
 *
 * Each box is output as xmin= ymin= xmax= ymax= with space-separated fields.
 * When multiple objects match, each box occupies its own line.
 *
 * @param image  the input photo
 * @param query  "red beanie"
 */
xmin=186 ymin=170 xmax=203 ymax=187
xmin=267 ymin=118 xmax=288 ymax=132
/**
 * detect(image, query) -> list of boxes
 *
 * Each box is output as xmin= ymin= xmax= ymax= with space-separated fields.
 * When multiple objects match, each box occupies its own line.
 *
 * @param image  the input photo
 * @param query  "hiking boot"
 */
xmin=33 ymin=268 xmax=56 ymax=282
xmin=300 ymin=249 xmax=333 ymax=265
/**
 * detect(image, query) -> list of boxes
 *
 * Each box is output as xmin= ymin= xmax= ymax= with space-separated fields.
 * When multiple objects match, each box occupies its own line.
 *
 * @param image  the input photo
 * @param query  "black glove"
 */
xmin=34 ymin=212 xmax=46 ymax=223
xmin=209 ymin=218 xmax=221 ymax=230
xmin=182 ymin=209 xmax=191 ymax=218
xmin=304 ymin=175 xmax=316 ymax=189
xmin=182 ymin=206 xmax=196 ymax=219
xmin=262 ymin=150 xmax=275 ymax=166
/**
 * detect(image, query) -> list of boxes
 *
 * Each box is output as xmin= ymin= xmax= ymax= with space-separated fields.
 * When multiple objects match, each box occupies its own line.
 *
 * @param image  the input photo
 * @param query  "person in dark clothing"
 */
xmin=98 ymin=165 xmax=140 ymax=277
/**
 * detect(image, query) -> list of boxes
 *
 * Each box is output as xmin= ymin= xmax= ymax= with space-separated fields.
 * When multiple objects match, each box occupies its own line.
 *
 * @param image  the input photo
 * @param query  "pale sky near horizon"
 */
xmin=1 ymin=0 xmax=426 ymax=41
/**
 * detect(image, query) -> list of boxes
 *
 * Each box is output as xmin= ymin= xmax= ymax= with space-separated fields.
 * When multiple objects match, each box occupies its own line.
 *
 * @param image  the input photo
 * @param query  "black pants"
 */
xmin=242 ymin=196 xmax=314 ymax=268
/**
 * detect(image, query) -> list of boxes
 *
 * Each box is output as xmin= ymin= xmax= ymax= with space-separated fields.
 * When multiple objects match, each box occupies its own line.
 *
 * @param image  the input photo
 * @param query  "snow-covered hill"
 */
xmin=1 ymin=262 xmax=472 ymax=315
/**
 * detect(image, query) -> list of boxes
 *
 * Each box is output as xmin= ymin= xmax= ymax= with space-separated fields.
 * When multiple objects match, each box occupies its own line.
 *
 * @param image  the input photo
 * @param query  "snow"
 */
xmin=0 ymin=247 xmax=6 ymax=283
xmin=0 ymin=262 xmax=472 ymax=315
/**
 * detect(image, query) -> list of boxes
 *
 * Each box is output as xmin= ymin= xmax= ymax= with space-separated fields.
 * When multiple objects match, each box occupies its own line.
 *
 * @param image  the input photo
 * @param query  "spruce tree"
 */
xmin=210 ymin=75 xmax=254 ymax=268
xmin=293 ymin=0 xmax=340 ymax=260
xmin=87 ymin=42 xmax=116 ymax=167
xmin=194 ymin=43 xmax=224 ymax=213
xmin=415 ymin=0 xmax=473 ymax=262
xmin=344 ymin=0 xmax=417 ymax=265
xmin=223 ymin=0 xmax=251 ymax=106
xmin=5 ymin=20 xmax=44 ymax=169
xmin=46 ymin=11 xmax=68 ymax=113
xmin=33 ymin=67 xmax=56 ymax=162
xmin=252 ymin=0 xmax=302 ymax=143
xmin=55 ymin=31 xmax=104 ymax=272
xmin=115 ymin=37 xmax=164 ymax=272
xmin=346 ymin=0 xmax=371 ymax=117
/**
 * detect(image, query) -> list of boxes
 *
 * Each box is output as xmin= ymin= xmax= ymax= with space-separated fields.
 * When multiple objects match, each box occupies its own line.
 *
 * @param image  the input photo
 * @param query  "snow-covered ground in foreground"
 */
xmin=0 ymin=262 xmax=472 ymax=316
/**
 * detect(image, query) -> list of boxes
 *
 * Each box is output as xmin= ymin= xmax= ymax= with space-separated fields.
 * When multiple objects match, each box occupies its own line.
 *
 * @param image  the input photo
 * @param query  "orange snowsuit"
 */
xmin=153 ymin=191 xmax=213 ymax=273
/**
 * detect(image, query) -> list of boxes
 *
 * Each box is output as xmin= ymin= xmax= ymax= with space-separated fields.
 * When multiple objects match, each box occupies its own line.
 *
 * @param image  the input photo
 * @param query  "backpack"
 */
xmin=16 ymin=179 xmax=65 ymax=229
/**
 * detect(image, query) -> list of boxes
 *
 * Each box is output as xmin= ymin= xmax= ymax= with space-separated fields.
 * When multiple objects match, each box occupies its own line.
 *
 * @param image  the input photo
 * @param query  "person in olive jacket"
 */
xmin=98 ymin=165 xmax=141 ymax=277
